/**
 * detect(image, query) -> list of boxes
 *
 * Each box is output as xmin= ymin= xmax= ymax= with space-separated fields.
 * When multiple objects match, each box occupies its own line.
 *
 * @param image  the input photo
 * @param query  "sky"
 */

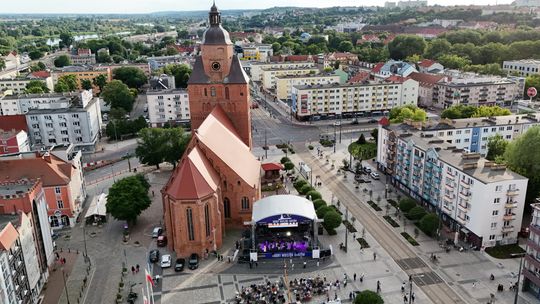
xmin=1 ymin=0 xmax=513 ymax=14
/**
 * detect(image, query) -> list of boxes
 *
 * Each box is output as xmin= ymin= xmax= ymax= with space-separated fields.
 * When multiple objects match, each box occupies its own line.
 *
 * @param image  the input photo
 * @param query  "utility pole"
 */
xmin=82 ymin=224 xmax=88 ymax=262
xmin=333 ymin=124 xmax=336 ymax=153
xmin=62 ymin=268 xmax=71 ymax=304
xmin=514 ymin=250 xmax=527 ymax=304
xmin=339 ymin=116 xmax=342 ymax=143
xmin=344 ymin=208 xmax=348 ymax=252
xmin=264 ymin=130 xmax=268 ymax=159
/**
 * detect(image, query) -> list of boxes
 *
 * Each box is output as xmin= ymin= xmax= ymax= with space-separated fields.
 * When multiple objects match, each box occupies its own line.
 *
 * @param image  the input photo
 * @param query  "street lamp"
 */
xmin=514 ymin=249 xmax=527 ymax=304
xmin=62 ymin=268 xmax=71 ymax=304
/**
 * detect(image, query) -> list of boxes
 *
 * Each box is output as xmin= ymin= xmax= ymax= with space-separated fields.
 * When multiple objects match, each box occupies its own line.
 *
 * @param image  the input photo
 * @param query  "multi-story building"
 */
xmin=417 ymin=59 xmax=444 ymax=74
xmin=0 ymin=150 xmax=86 ymax=229
xmin=24 ymin=90 xmax=102 ymax=151
xmin=290 ymin=77 xmax=418 ymax=120
xmin=0 ymin=92 xmax=79 ymax=116
xmin=502 ymin=59 xmax=540 ymax=77
xmin=377 ymin=122 xmax=528 ymax=248
xmin=408 ymin=72 xmax=446 ymax=107
xmin=316 ymin=52 xmax=359 ymax=69
xmin=397 ymin=0 xmax=428 ymax=8
xmin=261 ymin=67 xmax=320 ymax=90
xmin=147 ymin=55 xmax=191 ymax=71
xmin=275 ymin=73 xmax=341 ymax=100
xmin=0 ymin=129 xmax=29 ymax=155
xmin=420 ymin=113 xmax=540 ymax=156
xmin=146 ymin=89 xmax=190 ymax=127
xmin=374 ymin=60 xmax=417 ymax=78
xmin=70 ymin=48 xmax=96 ymax=65
xmin=99 ymin=63 xmax=152 ymax=77
xmin=239 ymin=44 xmax=273 ymax=62
xmin=432 ymin=75 xmax=524 ymax=108
xmin=249 ymin=61 xmax=316 ymax=82
xmin=523 ymin=202 xmax=540 ymax=298
xmin=0 ymin=75 xmax=54 ymax=95
xmin=52 ymin=66 xmax=112 ymax=93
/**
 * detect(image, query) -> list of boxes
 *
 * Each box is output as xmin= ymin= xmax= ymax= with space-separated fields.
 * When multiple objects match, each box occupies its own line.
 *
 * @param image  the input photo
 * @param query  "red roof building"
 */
xmin=371 ymin=62 xmax=385 ymax=73
xmin=0 ymin=115 xmax=28 ymax=133
xmin=378 ymin=117 xmax=390 ymax=126
xmin=29 ymin=71 xmax=51 ymax=79
xmin=349 ymin=71 xmax=370 ymax=84
xmin=0 ymin=130 xmax=29 ymax=155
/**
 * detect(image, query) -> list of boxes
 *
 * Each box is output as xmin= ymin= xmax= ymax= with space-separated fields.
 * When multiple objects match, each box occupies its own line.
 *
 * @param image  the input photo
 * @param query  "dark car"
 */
xmin=174 ymin=258 xmax=185 ymax=272
xmin=188 ymin=253 xmax=199 ymax=270
xmin=149 ymin=249 xmax=160 ymax=263
xmin=368 ymin=118 xmax=378 ymax=123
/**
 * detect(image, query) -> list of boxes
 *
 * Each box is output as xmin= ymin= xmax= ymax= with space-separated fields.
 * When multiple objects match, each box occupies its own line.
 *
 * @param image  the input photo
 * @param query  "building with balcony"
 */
xmin=377 ymin=122 xmax=528 ymax=248
xmin=261 ymin=67 xmax=320 ymax=90
xmin=0 ymin=75 xmax=54 ymax=96
xmin=248 ymin=61 xmax=316 ymax=82
xmin=146 ymin=89 xmax=190 ymax=127
xmin=503 ymin=59 xmax=540 ymax=77
xmin=275 ymin=73 xmax=341 ymax=100
xmin=51 ymin=66 xmax=112 ymax=93
xmin=290 ymin=77 xmax=418 ymax=121
xmin=523 ymin=203 xmax=540 ymax=298
xmin=0 ymin=129 xmax=29 ymax=155
xmin=70 ymin=48 xmax=96 ymax=65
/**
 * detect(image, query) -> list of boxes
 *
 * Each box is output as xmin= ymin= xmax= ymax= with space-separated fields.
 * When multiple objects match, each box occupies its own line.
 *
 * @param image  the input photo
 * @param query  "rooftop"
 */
xmin=250 ymin=61 xmax=314 ymax=66
xmin=261 ymin=66 xmax=318 ymax=72
xmin=430 ymin=114 xmax=540 ymax=129
xmin=0 ymin=115 xmax=28 ymax=132
xmin=293 ymin=81 xmax=400 ymax=90
xmin=503 ymin=59 xmax=540 ymax=65
xmin=146 ymin=88 xmax=188 ymax=95
xmin=274 ymin=73 xmax=338 ymax=80
xmin=0 ymin=181 xmax=36 ymax=196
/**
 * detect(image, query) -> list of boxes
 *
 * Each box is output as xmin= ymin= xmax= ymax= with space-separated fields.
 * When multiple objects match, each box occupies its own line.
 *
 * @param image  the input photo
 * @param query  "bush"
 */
xmin=383 ymin=215 xmax=400 ymax=227
xmin=316 ymin=206 xmax=332 ymax=218
xmin=308 ymin=145 xmax=314 ymax=150
xmin=320 ymin=139 xmax=334 ymax=147
xmin=408 ymin=206 xmax=427 ymax=221
xmin=354 ymin=290 xmax=383 ymax=304
xmin=387 ymin=199 xmax=398 ymax=208
xmin=306 ymin=190 xmax=322 ymax=201
xmin=280 ymin=156 xmax=291 ymax=164
xmin=284 ymin=161 xmax=294 ymax=171
xmin=356 ymin=237 xmax=370 ymax=248
xmin=299 ymin=184 xmax=314 ymax=195
xmin=343 ymin=220 xmax=357 ymax=233
xmin=401 ymin=232 xmax=419 ymax=246
xmin=330 ymin=205 xmax=343 ymax=215
xmin=399 ymin=198 xmax=417 ymax=213
xmin=293 ymin=179 xmax=307 ymax=189
xmin=419 ymin=213 xmax=439 ymax=237
xmin=367 ymin=201 xmax=382 ymax=211
xmin=323 ymin=211 xmax=342 ymax=233
xmin=313 ymin=199 xmax=327 ymax=210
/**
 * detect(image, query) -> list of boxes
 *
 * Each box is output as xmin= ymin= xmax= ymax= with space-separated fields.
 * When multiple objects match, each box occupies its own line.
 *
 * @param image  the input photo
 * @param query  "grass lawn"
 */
xmin=485 ymin=244 xmax=526 ymax=259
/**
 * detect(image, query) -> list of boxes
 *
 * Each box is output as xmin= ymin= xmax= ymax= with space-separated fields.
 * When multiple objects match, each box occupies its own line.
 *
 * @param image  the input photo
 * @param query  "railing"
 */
xmin=507 ymin=189 xmax=519 ymax=196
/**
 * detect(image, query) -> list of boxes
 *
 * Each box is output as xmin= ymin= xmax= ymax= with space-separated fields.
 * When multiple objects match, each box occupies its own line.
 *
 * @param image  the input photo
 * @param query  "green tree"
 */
xmin=399 ymin=198 xmax=416 ymax=213
xmin=106 ymin=175 xmax=151 ymax=224
xmin=486 ymin=134 xmax=508 ymax=161
xmin=306 ymin=190 xmax=322 ymax=201
xmin=408 ymin=206 xmax=427 ymax=221
xmin=97 ymin=51 xmax=112 ymax=63
xmin=316 ymin=206 xmax=332 ymax=219
xmin=313 ymin=199 xmax=327 ymax=210
xmin=160 ymin=64 xmax=192 ymax=88
xmin=28 ymin=50 xmax=44 ymax=60
xmin=338 ymin=41 xmax=353 ymax=52
xmin=299 ymin=184 xmax=314 ymax=195
xmin=93 ymin=74 xmax=108 ymax=92
xmin=388 ymin=35 xmax=426 ymax=60
xmin=59 ymin=32 xmax=74 ymax=48
xmin=81 ymin=79 xmax=93 ymax=90
xmin=472 ymin=105 xmax=511 ymax=118
xmin=437 ymin=54 xmax=471 ymax=69
xmin=284 ymin=161 xmax=295 ymax=172
xmin=54 ymin=81 xmax=70 ymax=93
xmin=525 ymin=74 xmax=540 ymax=99
xmin=323 ymin=210 xmax=342 ymax=233
xmin=354 ymin=290 xmax=384 ymax=304
xmin=357 ymin=133 xmax=366 ymax=144
xmin=135 ymin=128 xmax=166 ymax=169
xmin=504 ymin=126 xmax=540 ymax=203
xmin=0 ymin=58 xmax=5 ymax=70
xmin=113 ymin=67 xmax=148 ymax=89
xmin=424 ymin=38 xmax=452 ymax=59
xmin=419 ymin=213 xmax=439 ymax=236
xmin=280 ymin=156 xmax=291 ymax=164
xmin=54 ymin=55 xmax=71 ymax=67
xmin=162 ymin=128 xmax=190 ymax=168
xmin=371 ymin=128 xmax=379 ymax=143
xmin=389 ymin=105 xmax=426 ymax=123
xmin=30 ymin=62 xmax=46 ymax=72
xmin=101 ymin=80 xmax=135 ymax=112
xmin=440 ymin=105 xmax=477 ymax=119
xmin=54 ymin=75 xmax=78 ymax=92
xmin=25 ymin=80 xmax=49 ymax=94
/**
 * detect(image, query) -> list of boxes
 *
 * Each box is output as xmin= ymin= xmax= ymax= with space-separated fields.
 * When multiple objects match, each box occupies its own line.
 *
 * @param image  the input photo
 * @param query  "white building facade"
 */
xmin=249 ymin=61 xmax=316 ymax=82
xmin=275 ymin=74 xmax=341 ymax=100
xmin=0 ymin=77 xmax=54 ymax=95
xmin=502 ymin=59 xmax=540 ymax=77
xmin=146 ymin=89 xmax=190 ymax=127
xmin=377 ymin=124 xmax=528 ymax=248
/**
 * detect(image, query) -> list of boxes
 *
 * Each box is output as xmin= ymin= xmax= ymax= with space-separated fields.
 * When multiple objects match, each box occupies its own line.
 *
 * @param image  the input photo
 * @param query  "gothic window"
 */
xmin=211 ymin=87 xmax=216 ymax=97
xmin=241 ymin=197 xmax=249 ymax=210
xmin=186 ymin=208 xmax=195 ymax=241
xmin=204 ymin=88 xmax=208 ymax=96
xmin=223 ymin=180 xmax=227 ymax=190
xmin=224 ymin=198 xmax=231 ymax=218
xmin=204 ymin=204 xmax=211 ymax=237
xmin=225 ymin=87 xmax=230 ymax=100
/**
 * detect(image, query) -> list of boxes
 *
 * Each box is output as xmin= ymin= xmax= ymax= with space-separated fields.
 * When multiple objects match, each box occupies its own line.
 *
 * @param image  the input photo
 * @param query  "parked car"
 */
xmin=152 ymin=227 xmax=163 ymax=238
xmin=149 ymin=249 xmax=160 ymax=263
xmin=370 ymin=172 xmax=380 ymax=180
xmin=174 ymin=258 xmax=185 ymax=272
xmin=363 ymin=167 xmax=372 ymax=174
xmin=157 ymin=235 xmax=167 ymax=247
xmin=354 ymin=175 xmax=363 ymax=182
xmin=368 ymin=118 xmax=378 ymax=123
xmin=333 ymin=121 xmax=341 ymax=126
xmin=160 ymin=254 xmax=172 ymax=268
xmin=188 ymin=253 xmax=199 ymax=270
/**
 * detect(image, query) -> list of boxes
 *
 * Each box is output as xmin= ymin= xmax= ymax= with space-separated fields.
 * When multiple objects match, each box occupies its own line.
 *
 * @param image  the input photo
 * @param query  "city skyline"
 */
xmin=2 ymin=0 xmax=512 ymax=14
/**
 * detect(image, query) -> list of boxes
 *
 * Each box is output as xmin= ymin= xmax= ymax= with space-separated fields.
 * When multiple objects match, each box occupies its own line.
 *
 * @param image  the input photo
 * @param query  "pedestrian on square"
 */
xmin=136 ymin=264 xmax=140 ymax=273
xmin=377 ymin=280 xmax=381 ymax=293
xmin=404 ymin=295 xmax=408 ymax=303
xmin=344 ymin=280 xmax=347 ymax=288
xmin=401 ymin=282 xmax=405 ymax=293
xmin=373 ymin=252 xmax=377 ymax=261
xmin=360 ymin=273 xmax=364 ymax=283
xmin=131 ymin=266 xmax=135 ymax=274
xmin=411 ymin=292 xmax=416 ymax=302
xmin=62 ymin=258 xmax=66 ymax=265
xmin=152 ymin=190 xmax=155 ymax=197
xmin=353 ymin=273 xmax=357 ymax=281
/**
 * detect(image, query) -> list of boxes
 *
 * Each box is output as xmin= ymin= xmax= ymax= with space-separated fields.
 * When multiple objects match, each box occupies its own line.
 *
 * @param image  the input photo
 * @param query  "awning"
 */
xmin=85 ymin=193 xmax=107 ymax=219
xmin=252 ymin=195 xmax=317 ymax=225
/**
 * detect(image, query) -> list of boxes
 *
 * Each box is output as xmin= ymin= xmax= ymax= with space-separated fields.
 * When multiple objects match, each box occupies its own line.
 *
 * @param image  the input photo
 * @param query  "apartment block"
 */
xmin=502 ymin=59 xmax=540 ymax=77
xmin=275 ymin=73 xmax=341 ymax=100
xmin=0 ymin=130 xmax=29 ymax=155
xmin=523 ymin=203 xmax=540 ymax=298
xmin=0 ymin=76 xmax=54 ymax=95
xmin=420 ymin=113 xmax=540 ymax=156
xmin=377 ymin=123 xmax=528 ymax=248
xmin=261 ymin=67 xmax=320 ymax=90
xmin=146 ymin=89 xmax=190 ymax=127
xmin=290 ymin=77 xmax=418 ymax=120
xmin=147 ymin=55 xmax=191 ymax=71
xmin=249 ymin=61 xmax=316 ymax=82
xmin=70 ymin=48 xmax=96 ymax=65
xmin=24 ymin=91 xmax=102 ymax=151
xmin=431 ymin=76 xmax=524 ymax=108
xmin=52 ymin=66 xmax=112 ymax=93
xmin=0 ymin=92 xmax=80 ymax=116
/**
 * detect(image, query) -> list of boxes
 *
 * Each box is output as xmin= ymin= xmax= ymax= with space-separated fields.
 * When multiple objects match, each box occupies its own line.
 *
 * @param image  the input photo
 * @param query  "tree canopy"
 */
xmin=354 ymin=290 xmax=384 ymax=304
xmin=101 ymin=80 xmax=135 ymax=112
xmin=441 ymin=105 xmax=510 ymax=119
xmin=113 ymin=67 xmax=148 ymax=89
xmin=106 ymin=174 xmax=151 ymax=224
xmin=388 ymin=35 xmax=426 ymax=60
xmin=389 ymin=105 xmax=427 ymax=123
xmin=25 ymin=80 xmax=49 ymax=94
xmin=135 ymin=128 xmax=191 ymax=169
xmin=54 ymin=74 xmax=78 ymax=93
xmin=53 ymin=55 xmax=71 ymax=67
xmin=486 ymin=134 xmax=508 ymax=162
xmin=160 ymin=64 xmax=192 ymax=88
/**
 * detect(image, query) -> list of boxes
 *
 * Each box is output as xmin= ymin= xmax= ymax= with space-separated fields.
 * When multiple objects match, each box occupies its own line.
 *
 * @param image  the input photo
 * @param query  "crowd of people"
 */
xmin=258 ymin=240 xmax=310 ymax=253
xmin=234 ymin=281 xmax=287 ymax=304
xmin=289 ymin=277 xmax=327 ymax=302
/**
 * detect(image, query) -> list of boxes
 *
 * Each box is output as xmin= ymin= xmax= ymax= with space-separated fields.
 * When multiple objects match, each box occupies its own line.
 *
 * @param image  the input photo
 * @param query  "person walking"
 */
xmin=131 ymin=266 xmax=135 ymax=275
xmin=377 ymin=280 xmax=381 ymax=293
xmin=403 ymin=294 xmax=408 ymax=303
xmin=360 ymin=273 xmax=364 ymax=283
xmin=401 ymin=282 xmax=405 ymax=293
xmin=373 ymin=252 xmax=377 ymax=261
xmin=411 ymin=292 xmax=416 ymax=303
xmin=353 ymin=273 xmax=357 ymax=281
xmin=136 ymin=264 xmax=140 ymax=273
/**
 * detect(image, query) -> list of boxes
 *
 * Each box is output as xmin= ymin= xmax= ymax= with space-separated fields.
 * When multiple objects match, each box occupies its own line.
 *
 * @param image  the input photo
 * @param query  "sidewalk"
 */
xmin=41 ymin=251 xmax=80 ymax=304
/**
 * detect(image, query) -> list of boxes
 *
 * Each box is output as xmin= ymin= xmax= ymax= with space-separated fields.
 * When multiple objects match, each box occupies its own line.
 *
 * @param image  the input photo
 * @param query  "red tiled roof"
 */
xmin=379 ymin=117 xmax=390 ymax=126
xmin=371 ymin=62 xmax=384 ymax=73
xmin=385 ymin=75 xmax=409 ymax=83
xmin=0 ymin=115 xmax=27 ymax=132
xmin=0 ymin=222 xmax=18 ymax=250
xmin=30 ymin=71 xmax=51 ymax=78
xmin=261 ymin=163 xmax=283 ymax=171
xmin=418 ymin=59 xmax=436 ymax=68
xmin=285 ymin=55 xmax=310 ymax=62
xmin=408 ymin=72 xmax=445 ymax=86
xmin=170 ymin=44 xmax=195 ymax=53
xmin=349 ymin=71 xmax=370 ymax=84
xmin=0 ymin=153 xmax=73 ymax=187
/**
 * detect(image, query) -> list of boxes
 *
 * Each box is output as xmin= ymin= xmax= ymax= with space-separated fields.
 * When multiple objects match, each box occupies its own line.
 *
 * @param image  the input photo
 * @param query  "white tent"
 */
xmin=84 ymin=193 xmax=107 ymax=223
xmin=252 ymin=194 xmax=317 ymax=223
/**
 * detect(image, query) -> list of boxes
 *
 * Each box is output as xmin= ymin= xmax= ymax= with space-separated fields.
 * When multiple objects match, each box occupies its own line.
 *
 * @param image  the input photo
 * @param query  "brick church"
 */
xmin=162 ymin=3 xmax=261 ymax=257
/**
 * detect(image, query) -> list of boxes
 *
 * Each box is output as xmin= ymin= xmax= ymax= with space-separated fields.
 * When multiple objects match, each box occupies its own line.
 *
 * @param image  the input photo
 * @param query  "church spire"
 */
xmin=209 ymin=2 xmax=221 ymax=26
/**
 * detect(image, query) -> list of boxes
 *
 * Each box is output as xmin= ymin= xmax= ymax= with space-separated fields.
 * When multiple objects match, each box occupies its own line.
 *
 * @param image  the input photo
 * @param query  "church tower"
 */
xmin=187 ymin=3 xmax=252 ymax=148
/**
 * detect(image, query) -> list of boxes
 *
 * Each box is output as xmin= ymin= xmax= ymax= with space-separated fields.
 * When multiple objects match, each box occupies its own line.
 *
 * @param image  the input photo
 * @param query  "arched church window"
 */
xmin=225 ymin=87 xmax=230 ymax=100
xmin=186 ymin=208 xmax=195 ymax=241
xmin=211 ymin=87 xmax=216 ymax=97
xmin=204 ymin=88 xmax=208 ymax=97
xmin=223 ymin=198 xmax=231 ymax=218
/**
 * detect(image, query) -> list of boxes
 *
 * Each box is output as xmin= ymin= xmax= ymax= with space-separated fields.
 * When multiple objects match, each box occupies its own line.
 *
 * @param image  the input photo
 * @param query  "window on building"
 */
xmin=489 ymin=235 xmax=495 ymax=240
xmin=223 ymin=198 xmax=231 ymax=218
xmin=494 ymin=198 xmax=500 ymax=204
xmin=495 ymin=185 xmax=502 ymax=192
xmin=210 ymin=87 xmax=216 ymax=97
xmin=57 ymin=200 xmax=64 ymax=209
xmin=241 ymin=197 xmax=249 ymax=210
xmin=204 ymin=204 xmax=211 ymax=237
xmin=55 ymin=187 xmax=61 ymax=194
xmin=492 ymin=210 xmax=498 ymax=216
xmin=186 ymin=208 xmax=195 ymax=241
xmin=225 ymin=87 xmax=230 ymax=100
xmin=204 ymin=88 xmax=208 ymax=96
xmin=491 ymin=222 xmax=497 ymax=229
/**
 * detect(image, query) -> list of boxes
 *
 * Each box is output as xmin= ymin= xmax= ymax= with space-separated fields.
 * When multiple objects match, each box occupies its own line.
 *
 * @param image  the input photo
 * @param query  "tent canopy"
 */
xmin=252 ymin=194 xmax=317 ymax=224
xmin=85 ymin=193 xmax=107 ymax=219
